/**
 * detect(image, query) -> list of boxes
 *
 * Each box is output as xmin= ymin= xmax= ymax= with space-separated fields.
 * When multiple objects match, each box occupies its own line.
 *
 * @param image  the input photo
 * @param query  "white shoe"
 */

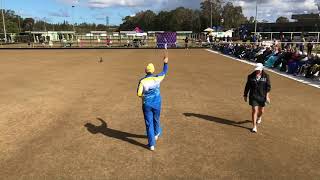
xmin=155 ymin=133 xmax=160 ymax=141
xmin=252 ymin=127 xmax=257 ymax=133
xmin=150 ymin=146 xmax=155 ymax=151
xmin=257 ymin=117 xmax=262 ymax=124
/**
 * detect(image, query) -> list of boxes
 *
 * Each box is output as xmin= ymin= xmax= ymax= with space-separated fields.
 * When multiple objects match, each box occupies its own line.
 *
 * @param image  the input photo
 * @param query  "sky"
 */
xmin=2 ymin=0 xmax=320 ymax=25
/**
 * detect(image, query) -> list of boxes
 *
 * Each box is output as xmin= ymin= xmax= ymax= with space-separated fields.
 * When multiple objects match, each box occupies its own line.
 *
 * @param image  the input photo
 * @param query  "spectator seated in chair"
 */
xmin=211 ymin=41 xmax=320 ymax=83
xmin=265 ymin=46 xmax=281 ymax=68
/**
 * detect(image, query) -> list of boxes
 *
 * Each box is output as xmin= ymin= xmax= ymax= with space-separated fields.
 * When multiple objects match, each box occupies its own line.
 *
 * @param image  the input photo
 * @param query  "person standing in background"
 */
xmin=185 ymin=37 xmax=189 ymax=49
xmin=300 ymin=36 xmax=306 ymax=53
xmin=307 ymin=40 xmax=313 ymax=56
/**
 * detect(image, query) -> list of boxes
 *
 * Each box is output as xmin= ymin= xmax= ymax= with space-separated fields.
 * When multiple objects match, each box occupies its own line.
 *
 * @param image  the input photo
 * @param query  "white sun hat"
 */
xmin=255 ymin=63 xmax=264 ymax=71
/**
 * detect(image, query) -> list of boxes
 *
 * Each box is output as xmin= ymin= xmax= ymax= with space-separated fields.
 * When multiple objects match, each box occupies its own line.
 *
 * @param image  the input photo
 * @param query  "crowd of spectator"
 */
xmin=212 ymin=43 xmax=320 ymax=81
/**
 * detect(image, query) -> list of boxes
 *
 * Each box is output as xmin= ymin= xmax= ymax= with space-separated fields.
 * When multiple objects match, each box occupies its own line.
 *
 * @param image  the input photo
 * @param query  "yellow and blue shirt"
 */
xmin=137 ymin=63 xmax=168 ymax=109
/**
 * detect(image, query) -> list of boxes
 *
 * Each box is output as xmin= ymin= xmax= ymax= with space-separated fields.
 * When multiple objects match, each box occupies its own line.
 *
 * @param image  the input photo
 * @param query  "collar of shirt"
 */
xmin=145 ymin=74 xmax=154 ymax=78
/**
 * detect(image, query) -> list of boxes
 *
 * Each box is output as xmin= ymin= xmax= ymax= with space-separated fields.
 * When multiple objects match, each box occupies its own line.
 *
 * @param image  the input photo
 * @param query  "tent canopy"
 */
xmin=204 ymin=28 xmax=214 ymax=32
xmin=134 ymin=27 xmax=143 ymax=33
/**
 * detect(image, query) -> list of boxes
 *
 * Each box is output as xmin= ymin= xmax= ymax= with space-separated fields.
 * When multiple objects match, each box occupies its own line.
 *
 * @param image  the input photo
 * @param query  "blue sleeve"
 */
xmin=157 ymin=63 xmax=168 ymax=77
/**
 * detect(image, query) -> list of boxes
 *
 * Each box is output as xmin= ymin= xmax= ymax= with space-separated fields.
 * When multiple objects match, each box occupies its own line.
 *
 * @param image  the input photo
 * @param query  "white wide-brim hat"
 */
xmin=255 ymin=63 xmax=264 ymax=71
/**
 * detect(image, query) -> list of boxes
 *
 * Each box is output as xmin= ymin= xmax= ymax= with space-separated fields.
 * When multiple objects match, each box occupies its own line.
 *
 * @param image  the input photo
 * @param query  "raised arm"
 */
xmin=157 ymin=50 xmax=169 ymax=77
xmin=164 ymin=50 xmax=169 ymax=64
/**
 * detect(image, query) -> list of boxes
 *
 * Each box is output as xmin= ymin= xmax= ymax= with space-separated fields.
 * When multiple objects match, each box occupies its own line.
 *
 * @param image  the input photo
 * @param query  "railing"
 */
xmin=0 ymin=39 xmax=206 ymax=49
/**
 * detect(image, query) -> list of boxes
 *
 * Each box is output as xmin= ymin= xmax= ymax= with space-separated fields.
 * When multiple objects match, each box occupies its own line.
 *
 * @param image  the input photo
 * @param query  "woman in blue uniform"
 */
xmin=137 ymin=50 xmax=169 ymax=151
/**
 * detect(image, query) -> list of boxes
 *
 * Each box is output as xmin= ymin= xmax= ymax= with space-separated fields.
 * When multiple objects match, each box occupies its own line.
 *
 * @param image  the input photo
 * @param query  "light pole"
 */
xmin=1 ymin=0 xmax=7 ymax=43
xmin=18 ymin=16 xmax=21 ymax=33
xmin=221 ymin=18 xmax=224 ymax=30
xmin=210 ymin=0 xmax=213 ymax=28
xmin=44 ymin=20 xmax=47 ymax=31
xmin=72 ymin=5 xmax=75 ymax=32
xmin=254 ymin=0 xmax=258 ymax=36
xmin=106 ymin=16 xmax=109 ymax=31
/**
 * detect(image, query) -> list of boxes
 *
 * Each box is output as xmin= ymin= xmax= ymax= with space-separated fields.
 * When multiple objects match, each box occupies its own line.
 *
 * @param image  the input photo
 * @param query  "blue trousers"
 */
xmin=288 ymin=61 xmax=299 ymax=74
xmin=143 ymin=105 xmax=162 ymax=147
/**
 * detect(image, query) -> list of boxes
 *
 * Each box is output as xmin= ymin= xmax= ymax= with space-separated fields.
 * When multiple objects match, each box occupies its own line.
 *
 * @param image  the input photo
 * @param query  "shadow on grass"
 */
xmin=84 ymin=118 xmax=148 ymax=149
xmin=183 ymin=113 xmax=251 ymax=131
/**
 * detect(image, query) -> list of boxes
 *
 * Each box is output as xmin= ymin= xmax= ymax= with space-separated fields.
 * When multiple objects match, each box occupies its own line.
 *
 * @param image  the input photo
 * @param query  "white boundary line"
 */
xmin=205 ymin=49 xmax=320 ymax=89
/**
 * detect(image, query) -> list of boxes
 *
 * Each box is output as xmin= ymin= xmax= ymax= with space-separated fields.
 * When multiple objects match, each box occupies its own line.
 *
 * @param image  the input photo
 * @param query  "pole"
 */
xmin=254 ymin=0 xmax=258 ymax=36
xmin=18 ymin=16 xmax=21 ymax=33
xmin=72 ymin=5 xmax=75 ymax=32
xmin=44 ymin=19 xmax=47 ymax=31
xmin=1 ymin=0 xmax=7 ymax=43
xmin=210 ymin=0 xmax=213 ymax=28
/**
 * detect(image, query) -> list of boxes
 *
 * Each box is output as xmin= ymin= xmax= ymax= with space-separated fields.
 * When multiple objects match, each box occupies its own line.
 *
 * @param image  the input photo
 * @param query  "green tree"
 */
xmin=221 ymin=2 xmax=247 ymax=29
xmin=0 ymin=10 xmax=22 ymax=33
xmin=118 ymin=1 xmax=248 ymax=32
xmin=248 ymin=16 xmax=255 ymax=23
xmin=119 ymin=15 xmax=136 ymax=30
xmin=154 ymin=11 xmax=171 ymax=31
xmin=135 ymin=10 xmax=156 ymax=31
xmin=200 ymin=0 xmax=223 ymax=28
xmin=96 ymin=24 xmax=107 ymax=31
xmin=276 ymin=16 xmax=289 ymax=23
xmin=33 ymin=20 xmax=48 ymax=31
xmin=191 ymin=10 xmax=202 ymax=32
xmin=168 ymin=7 xmax=193 ymax=31
xmin=22 ymin=18 xmax=35 ymax=31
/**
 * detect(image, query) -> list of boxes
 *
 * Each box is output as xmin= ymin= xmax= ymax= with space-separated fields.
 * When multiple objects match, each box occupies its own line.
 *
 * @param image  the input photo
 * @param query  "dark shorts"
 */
xmin=249 ymin=98 xmax=266 ymax=107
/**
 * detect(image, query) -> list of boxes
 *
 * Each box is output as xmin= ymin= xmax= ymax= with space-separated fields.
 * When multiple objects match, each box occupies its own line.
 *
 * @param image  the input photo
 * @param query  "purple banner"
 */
xmin=157 ymin=32 xmax=177 ymax=48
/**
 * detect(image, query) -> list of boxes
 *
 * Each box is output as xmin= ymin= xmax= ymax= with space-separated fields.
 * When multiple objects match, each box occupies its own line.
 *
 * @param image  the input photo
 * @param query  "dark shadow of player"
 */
xmin=84 ymin=118 xmax=148 ymax=149
xmin=183 ymin=113 xmax=251 ymax=131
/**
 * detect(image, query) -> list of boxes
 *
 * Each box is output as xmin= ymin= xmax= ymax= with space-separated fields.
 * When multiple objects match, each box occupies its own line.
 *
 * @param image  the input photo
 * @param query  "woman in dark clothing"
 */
xmin=184 ymin=37 xmax=189 ymax=49
xmin=244 ymin=63 xmax=271 ymax=133
xmin=307 ymin=41 xmax=313 ymax=56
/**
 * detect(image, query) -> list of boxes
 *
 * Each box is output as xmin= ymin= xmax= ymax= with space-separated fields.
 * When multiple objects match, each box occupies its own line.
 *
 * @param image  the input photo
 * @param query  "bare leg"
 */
xmin=256 ymin=106 xmax=265 ymax=124
xmin=258 ymin=107 xmax=264 ymax=119
xmin=252 ymin=106 xmax=259 ymax=130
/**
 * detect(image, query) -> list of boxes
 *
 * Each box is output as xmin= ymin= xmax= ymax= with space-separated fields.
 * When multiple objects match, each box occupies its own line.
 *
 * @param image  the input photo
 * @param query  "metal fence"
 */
xmin=0 ymin=33 xmax=207 ymax=49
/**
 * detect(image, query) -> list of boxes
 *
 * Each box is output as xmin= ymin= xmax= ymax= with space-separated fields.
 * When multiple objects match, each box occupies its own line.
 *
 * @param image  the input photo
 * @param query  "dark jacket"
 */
xmin=244 ymin=71 xmax=271 ymax=102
